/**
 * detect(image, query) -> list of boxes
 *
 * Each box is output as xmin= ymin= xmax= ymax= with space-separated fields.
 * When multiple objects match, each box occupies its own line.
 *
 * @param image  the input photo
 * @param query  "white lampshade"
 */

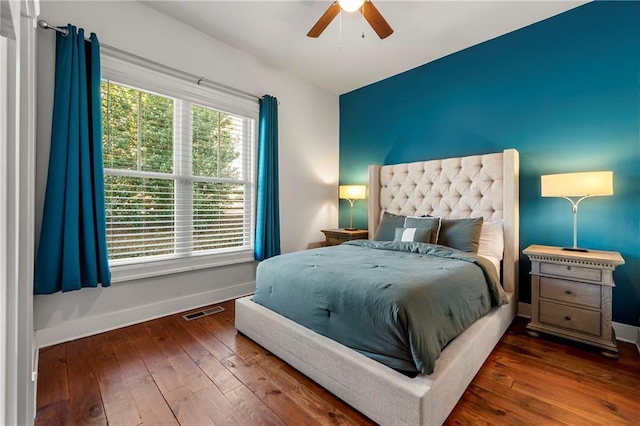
xmin=338 ymin=0 xmax=365 ymax=13
xmin=541 ymin=171 xmax=613 ymax=197
xmin=339 ymin=185 xmax=366 ymax=200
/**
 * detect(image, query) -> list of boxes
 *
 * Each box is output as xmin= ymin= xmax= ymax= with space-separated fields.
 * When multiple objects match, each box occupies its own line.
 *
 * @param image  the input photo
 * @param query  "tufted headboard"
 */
xmin=367 ymin=149 xmax=519 ymax=295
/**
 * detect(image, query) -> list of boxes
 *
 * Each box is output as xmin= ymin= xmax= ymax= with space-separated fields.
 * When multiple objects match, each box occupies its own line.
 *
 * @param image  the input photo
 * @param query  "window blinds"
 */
xmin=101 ymin=80 xmax=255 ymax=263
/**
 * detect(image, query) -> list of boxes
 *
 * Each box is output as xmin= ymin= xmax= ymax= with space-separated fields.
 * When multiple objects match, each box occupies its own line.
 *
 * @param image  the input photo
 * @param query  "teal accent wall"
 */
xmin=339 ymin=1 xmax=640 ymax=326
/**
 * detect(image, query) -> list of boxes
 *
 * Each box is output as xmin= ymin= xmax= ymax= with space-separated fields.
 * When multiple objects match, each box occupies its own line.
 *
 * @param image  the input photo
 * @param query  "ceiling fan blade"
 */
xmin=307 ymin=2 xmax=341 ymax=38
xmin=361 ymin=0 xmax=393 ymax=39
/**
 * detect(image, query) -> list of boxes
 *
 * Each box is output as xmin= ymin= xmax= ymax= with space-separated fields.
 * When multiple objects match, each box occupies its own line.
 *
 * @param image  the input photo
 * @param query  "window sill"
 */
xmin=110 ymin=250 xmax=256 ymax=284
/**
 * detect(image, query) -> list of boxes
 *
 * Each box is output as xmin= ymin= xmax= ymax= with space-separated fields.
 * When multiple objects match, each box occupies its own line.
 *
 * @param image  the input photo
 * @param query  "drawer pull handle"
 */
xmin=564 ymin=316 xmax=571 ymax=321
xmin=565 ymin=290 xmax=572 ymax=295
xmin=567 ymin=266 xmax=572 ymax=271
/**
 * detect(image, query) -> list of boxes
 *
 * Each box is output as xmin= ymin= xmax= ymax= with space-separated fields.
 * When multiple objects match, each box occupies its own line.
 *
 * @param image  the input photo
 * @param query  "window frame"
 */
xmin=101 ymin=53 xmax=259 ymax=283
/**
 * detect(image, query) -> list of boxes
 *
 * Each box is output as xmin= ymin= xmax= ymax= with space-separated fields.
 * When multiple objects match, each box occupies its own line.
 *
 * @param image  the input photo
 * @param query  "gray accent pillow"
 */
xmin=374 ymin=212 xmax=406 ymax=241
xmin=394 ymin=227 xmax=431 ymax=243
xmin=438 ymin=217 xmax=484 ymax=253
xmin=403 ymin=216 xmax=440 ymax=244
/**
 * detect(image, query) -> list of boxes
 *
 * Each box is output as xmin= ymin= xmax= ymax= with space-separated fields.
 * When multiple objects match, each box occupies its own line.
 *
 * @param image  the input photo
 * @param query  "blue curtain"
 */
xmin=34 ymin=25 xmax=110 ymax=294
xmin=255 ymin=95 xmax=281 ymax=261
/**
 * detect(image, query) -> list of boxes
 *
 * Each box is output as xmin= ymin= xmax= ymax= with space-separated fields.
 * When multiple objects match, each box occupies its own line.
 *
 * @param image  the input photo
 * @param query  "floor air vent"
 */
xmin=183 ymin=306 xmax=225 ymax=321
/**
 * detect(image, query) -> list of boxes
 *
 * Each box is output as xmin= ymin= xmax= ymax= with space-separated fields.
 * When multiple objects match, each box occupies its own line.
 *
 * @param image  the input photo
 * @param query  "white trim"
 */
xmin=35 ymin=280 xmax=256 ymax=348
xmin=1 ymin=4 xmax=37 ymax=423
xmin=31 ymin=335 xmax=38 ymax=384
xmin=20 ymin=0 xmax=38 ymax=19
xmin=518 ymin=301 xmax=532 ymax=318
xmin=19 ymin=10 xmax=37 ymax=422
xmin=110 ymin=250 xmax=255 ymax=283
xmin=612 ymin=321 xmax=640 ymax=346
xmin=101 ymin=53 xmax=259 ymax=118
xmin=0 ymin=31 xmax=8 ymax=426
xmin=518 ymin=302 xmax=639 ymax=353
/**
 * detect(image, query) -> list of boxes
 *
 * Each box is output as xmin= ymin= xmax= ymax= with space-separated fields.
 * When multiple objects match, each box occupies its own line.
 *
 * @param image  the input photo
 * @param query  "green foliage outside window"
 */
xmin=192 ymin=105 xmax=241 ymax=179
xmin=102 ymin=80 xmax=248 ymax=261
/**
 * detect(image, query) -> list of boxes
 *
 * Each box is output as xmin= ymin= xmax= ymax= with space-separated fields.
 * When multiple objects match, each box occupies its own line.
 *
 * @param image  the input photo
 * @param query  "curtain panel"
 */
xmin=254 ymin=95 xmax=281 ymax=261
xmin=34 ymin=25 xmax=111 ymax=294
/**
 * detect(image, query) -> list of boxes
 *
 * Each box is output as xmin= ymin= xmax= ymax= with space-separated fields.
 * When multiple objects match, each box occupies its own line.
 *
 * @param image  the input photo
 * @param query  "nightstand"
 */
xmin=523 ymin=244 xmax=625 ymax=358
xmin=321 ymin=229 xmax=368 ymax=246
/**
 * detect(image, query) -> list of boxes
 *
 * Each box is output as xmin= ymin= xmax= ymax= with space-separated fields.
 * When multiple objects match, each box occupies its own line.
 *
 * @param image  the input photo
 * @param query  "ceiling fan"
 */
xmin=307 ymin=0 xmax=393 ymax=40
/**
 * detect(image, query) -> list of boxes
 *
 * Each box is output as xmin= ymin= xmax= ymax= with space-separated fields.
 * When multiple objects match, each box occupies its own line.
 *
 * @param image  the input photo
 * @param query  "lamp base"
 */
xmin=344 ymin=228 xmax=357 ymax=231
xmin=562 ymin=247 xmax=589 ymax=253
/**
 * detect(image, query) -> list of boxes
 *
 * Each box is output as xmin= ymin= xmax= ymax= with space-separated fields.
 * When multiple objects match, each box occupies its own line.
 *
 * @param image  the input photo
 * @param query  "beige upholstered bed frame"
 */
xmin=236 ymin=149 xmax=519 ymax=425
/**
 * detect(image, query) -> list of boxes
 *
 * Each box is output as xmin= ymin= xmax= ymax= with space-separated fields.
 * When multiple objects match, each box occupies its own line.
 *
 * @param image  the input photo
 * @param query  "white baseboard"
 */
xmin=614 ymin=321 xmax=640 ymax=346
xmin=517 ymin=302 xmax=639 ymax=353
xmin=517 ymin=302 xmax=531 ymax=318
xmin=31 ymin=333 xmax=38 ymax=420
xmin=35 ymin=281 xmax=255 ymax=349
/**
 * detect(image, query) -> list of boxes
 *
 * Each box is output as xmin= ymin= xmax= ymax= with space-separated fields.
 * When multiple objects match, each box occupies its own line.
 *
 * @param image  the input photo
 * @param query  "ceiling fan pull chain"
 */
xmin=339 ymin=9 xmax=343 ymax=49
xmin=361 ymin=7 xmax=365 ymax=39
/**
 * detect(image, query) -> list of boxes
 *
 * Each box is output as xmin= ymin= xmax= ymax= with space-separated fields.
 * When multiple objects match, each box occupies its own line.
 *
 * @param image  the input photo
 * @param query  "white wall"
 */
xmin=34 ymin=1 xmax=339 ymax=346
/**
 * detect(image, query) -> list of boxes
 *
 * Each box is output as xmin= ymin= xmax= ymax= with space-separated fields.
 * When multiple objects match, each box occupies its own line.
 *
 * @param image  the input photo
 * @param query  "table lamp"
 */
xmin=339 ymin=185 xmax=366 ymax=230
xmin=541 ymin=171 xmax=613 ymax=252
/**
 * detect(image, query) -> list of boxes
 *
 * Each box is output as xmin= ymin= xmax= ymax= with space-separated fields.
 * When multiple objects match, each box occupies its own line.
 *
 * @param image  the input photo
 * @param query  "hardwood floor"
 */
xmin=36 ymin=300 xmax=640 ymax=425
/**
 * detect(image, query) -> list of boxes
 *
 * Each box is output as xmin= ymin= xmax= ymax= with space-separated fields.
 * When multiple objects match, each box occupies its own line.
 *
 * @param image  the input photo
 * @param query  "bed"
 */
xmin=236 ymin=149 xmax=519 ymax=425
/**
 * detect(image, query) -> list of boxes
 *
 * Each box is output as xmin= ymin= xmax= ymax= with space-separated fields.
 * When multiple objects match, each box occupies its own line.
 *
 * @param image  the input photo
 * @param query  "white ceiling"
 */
xmin=143 ymin=1 xmax=588 ymax=95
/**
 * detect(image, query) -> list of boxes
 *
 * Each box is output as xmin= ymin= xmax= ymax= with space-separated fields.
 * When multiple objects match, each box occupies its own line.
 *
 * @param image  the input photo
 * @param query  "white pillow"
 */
xmin=481 ymin=255 xmax=502 ymax=278
xmin=393 ymin=227 xmax=431 ymax=243
xmin=478 ymin=220 xmax=504 ymax=261
xmin=477 ymin=220 xmax=503 ymax=277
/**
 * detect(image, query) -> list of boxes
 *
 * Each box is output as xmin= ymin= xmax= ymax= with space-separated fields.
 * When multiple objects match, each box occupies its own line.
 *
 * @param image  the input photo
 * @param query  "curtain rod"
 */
xmin=37 ymin=20 xmax=262 ymax=102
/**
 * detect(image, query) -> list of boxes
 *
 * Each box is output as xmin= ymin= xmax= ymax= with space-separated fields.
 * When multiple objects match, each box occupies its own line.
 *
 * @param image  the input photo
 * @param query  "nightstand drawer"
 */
xmin=326 ymin=235 xmax=344 ymax=246
xmin=540 ymin=262 xmax=602 ymax=282
xmin=539 ymin=277 xmax=600 ymax=308
xmin=321 ymin=229 xmax=368 ymax=247
xmin=525 ymin=245 xmax=624 ymax=356
xmin=539 ymin=300 xmax=600 ymax=336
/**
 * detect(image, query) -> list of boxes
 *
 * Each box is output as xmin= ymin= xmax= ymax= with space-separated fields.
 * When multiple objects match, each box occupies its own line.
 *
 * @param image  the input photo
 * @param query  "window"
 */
xmin=100 ymin=55 xmax=257 ymax=280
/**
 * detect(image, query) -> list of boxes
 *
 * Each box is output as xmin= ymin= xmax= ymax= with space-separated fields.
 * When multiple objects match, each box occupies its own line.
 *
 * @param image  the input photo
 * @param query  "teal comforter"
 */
xmin=253 ymin=240 xmax=508 ymax=375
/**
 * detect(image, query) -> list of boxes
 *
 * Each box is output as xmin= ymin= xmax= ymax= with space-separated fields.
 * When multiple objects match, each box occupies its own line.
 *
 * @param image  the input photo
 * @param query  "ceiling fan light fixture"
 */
xmin=307 ymin=0 xmax=392 ymax=39
xmin=338 ymin=0 xmax=365 ymax=13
